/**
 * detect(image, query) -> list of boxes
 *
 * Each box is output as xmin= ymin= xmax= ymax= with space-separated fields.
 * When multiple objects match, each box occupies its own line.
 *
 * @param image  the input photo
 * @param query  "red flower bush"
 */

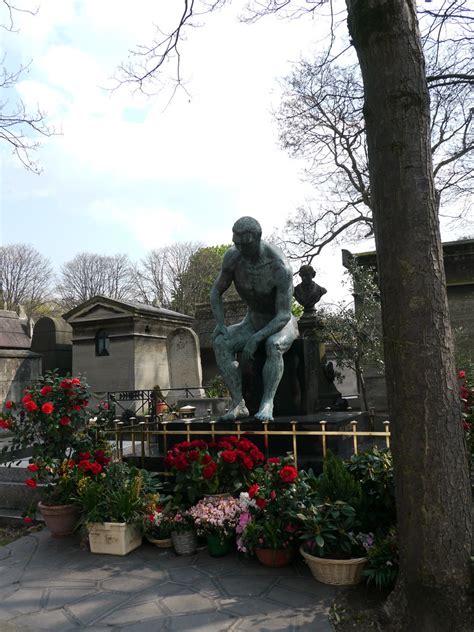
xmin=164 ymin=435 xmax=265 ymax=503
xmin=458 ymin=366 xmax=474 ymax=454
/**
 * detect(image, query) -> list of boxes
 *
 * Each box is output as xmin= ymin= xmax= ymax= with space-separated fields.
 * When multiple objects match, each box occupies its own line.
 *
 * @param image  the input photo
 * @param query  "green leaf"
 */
xmin=315 ymin=535 xmax=324 ymax=548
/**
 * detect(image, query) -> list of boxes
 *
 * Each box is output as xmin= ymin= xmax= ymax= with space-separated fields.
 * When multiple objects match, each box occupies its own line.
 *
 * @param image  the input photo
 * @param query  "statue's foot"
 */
xmin=255 ymin=402 xmax=274 ymax=421
xmin=218 ymin=400 xmax=249 ymax=422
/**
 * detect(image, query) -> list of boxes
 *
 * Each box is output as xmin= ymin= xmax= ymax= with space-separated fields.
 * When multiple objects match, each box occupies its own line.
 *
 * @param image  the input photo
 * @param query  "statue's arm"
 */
xmin=253 ymin=266 xmax=293 ymax=345
xmin=210 ymin=250 xmax=235 ymax=339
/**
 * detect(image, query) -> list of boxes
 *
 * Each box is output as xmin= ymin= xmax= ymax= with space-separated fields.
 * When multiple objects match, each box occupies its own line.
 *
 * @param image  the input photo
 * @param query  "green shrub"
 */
xmin=363 ymin=528 xmax=399 ymax=590
xmin=317 ymin=451 xmax=362 ymax=509
xmin=344 ymin=446 xmax=396 ymax=534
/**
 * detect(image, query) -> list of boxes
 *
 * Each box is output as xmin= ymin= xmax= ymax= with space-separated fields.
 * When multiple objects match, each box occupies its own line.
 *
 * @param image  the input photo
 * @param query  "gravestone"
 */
xmin=167 ymin=327 xmax=205 ymax=402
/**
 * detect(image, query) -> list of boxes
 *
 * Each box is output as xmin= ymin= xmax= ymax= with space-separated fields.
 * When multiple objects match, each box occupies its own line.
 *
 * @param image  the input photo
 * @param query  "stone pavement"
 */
xmin=0 ymin=529 xmax=337 ymax=631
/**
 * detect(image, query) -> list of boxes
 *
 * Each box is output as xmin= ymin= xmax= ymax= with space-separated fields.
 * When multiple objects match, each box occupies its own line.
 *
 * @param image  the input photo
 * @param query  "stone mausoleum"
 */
xmin=63 ymin=296 xmax=204 ymax=401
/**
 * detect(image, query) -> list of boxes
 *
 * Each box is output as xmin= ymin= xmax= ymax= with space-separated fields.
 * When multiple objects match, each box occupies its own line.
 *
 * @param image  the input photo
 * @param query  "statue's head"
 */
xmin=232 ymin=216 xmax=262 ymax=259
xmin=298 ymin=264 xmax=316 ymax=284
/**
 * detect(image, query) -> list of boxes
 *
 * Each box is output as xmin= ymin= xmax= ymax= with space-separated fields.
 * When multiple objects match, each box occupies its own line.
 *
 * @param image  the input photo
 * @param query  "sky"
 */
xmin=0 ymin=1 xmax=469 ymax=308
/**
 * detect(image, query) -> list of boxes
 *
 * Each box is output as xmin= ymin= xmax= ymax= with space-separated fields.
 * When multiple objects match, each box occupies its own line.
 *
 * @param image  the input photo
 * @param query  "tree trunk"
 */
xmin=346 ymin=1 xmax=472 ymax=630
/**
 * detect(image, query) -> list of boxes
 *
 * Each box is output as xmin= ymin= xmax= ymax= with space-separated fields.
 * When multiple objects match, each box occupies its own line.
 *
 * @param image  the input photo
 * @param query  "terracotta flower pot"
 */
xmin=255 ymin=547 xmax=296 ymax=568
xmin=38 ymin=502 xmax=80 ymax=537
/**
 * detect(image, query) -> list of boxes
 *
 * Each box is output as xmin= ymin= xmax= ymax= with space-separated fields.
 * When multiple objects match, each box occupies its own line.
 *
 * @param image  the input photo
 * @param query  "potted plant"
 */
xmin=164 ymin=439 xmax=219 ymax=505
xmin=237 ymin=456 xmax=317 ymax=567
xmin=298 ymin=500 xmax=371 ymax=585
xmin=144 ymin=501 xmax=174 ymax=548
xmin=169 ymin=509 xmax=197 ymax=555
xmin=1 ymin=372 xmax=112 ymax=535
xmin=209 ymin=435 xmax=265 ymax=495
xmin=75 ymin=461 xmax=157 ymax=555
xmin=189 ymin=495 xmax=242 ymax=557
xmin=152 ymin=385 xmax=168 ymax=415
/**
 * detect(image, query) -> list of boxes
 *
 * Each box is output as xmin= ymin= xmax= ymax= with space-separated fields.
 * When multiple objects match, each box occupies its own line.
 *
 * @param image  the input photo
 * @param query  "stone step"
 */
xmin=0 ymin=480 xmax=45 ymax=510
xmin=0 ymin=507 xmax=44 ymax=526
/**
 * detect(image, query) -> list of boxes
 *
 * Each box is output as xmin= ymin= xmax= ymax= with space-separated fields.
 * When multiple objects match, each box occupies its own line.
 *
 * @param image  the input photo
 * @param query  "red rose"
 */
xmin=248 ymin=483 xmax=259 ymax=498
xmin=174 ymin=455 xmax=189 ymax=471
xmin=189 ymin=439 xmax=207 ymax=450
xmin=22 ymin=394 xmax=32 ymax=404
xmin=89 ymin=462 xmax=102 ymax=475
xmin=41 ymin=402 xmax=54 ymax=414
xmin=201 ymin=454 xmax=212 ymax=465
xmin=218 ymin=440 xmax=232 ymax=450
xmin=40 ymin=385 xmax=53 ymax=396
xmin=27 ymin=463 xmax=39 ymax=472
xmin=279 ymin=465 xmax=298 ymax=483
xmin=250 ymin=449 xmax=264 ymax=463
xmin=60 ymin=379 xmax=73 ymax=389
xmin=238 ymin=439 xmax=254 ymax=451
xmin=71 ymin=378 xmax=81 ymax=385
xmin=243 ymin=456 xmax=254 ymax=470
xmin=0 ymin=419 xmax=12 ymax=429
xmin=463 ymin=421 xmax=470 ymax=430
xmin=78 ymin=459 xmax=91 ymax=471
xmin=267 ymin=457 xmax=280 ymax=465
xmin=458 ymin=370 xmax=466 ymax=379
xmin=79 ymin=451 xmax=91 ymax=460
xmin=59 ymin=416 xmax=71 ymax=426
xmin=24 ymin=399 xmax=38 ymax=412
xmin=25 ymin=478 xmax=37 ymax=488
xmin=187 ymin=449 xmax=200 ymax=462
xmin=226 ymin=435 xmax=239 ymax=443
xmin=94 ymin=450 xmax=111 ymax=465
xmin=202 ymin=461 xmax=217 ymax=479
xmin=23 ymin=516 xmax=33 ymax=524
xmin=270 ymin=490 xmax=277 ymax=501
xmin=256 ymin=498 xmax=268 ymax=509
xmin=5 ymin=400 xmax=14 ymax=409
xmin=71 ymin=405 xmax=82 ymax=411
xmin=235 ymin=450 xmax=246 ymax=460
xmin=221 ymin=450 xmax=237 ymax=464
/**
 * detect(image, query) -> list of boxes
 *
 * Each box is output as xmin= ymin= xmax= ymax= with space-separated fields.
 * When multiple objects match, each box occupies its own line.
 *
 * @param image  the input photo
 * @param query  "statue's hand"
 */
xmin=212 ymin=324 xmax=228 ymax=342
xmin=242 ymin=336 xmax=259 ymax=362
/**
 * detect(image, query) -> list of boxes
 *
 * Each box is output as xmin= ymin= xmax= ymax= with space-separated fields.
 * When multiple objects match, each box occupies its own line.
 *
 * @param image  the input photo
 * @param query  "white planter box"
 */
xmin=88 ymin=522 xmax=142 ymax=556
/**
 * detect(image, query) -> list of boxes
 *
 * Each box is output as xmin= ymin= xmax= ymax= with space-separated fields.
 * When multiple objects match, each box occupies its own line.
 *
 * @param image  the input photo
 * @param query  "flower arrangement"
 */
xmin=298 ymin=501 xmax=369 ymax=560
xmin=74 ymin=460 xmax=160 ymax=527
xmin=145 ymin=503 xmax=174 ymax=540
xmin=189 ymin=496 xmax=242 ymax=538
xmin=169 ymin=509 xmax=195 ymax=534
xmin=1 ymin=372 xmax=113 ymax=519
xmin=236 ymin=456 xmax=318 ymax=553
xmin=164 ymin=435 xmax=265 ymax=504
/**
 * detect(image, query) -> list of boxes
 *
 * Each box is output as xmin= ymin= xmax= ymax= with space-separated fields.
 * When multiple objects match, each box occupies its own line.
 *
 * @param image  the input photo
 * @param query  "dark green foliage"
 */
xmin=317 ymin=451 xmax=362 ymax=509
xmin=345 ymin=446 xmax=396 ymax=535
xmin=363 ymin=528 xmax=399 ymax=590
xmin=205 ymin=375 xmax=229 ymax=398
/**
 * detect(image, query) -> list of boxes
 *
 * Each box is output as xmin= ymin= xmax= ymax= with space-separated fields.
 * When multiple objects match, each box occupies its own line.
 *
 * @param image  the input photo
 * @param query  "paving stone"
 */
xmin=265 ymin=585 xmax=319 ymax=608
xmin=1 ymin=587 xmax=44 ymax=614
xmin=124 ymin=617 xmax=169 ymax=631
xmin=100 ymin=599 xmax=164 ymax=625
xmin=232 ymin=608 xmax=298 ymax=631
xmin=219 ymin=596 xmax=286 ymax=617
xmin=168 ymin=566 xmax=209 ymax=584
xmin=13 ymin=609 xmax=79 ymax=631
xmin=276 ymin=576 xmax=336 ymax=598
xmin=65 ymin=591 xmax=130 ymax=625
xmin=43 ymin=588 xmax=98 ymax=610
xmin=219 ymin=575 xmax=276 ymax=598
xmin=167 ymin=610 xmax=235 ymax=631
xmin=160 ymin=590 xmax=215 ymax=615
xmin=101 ymin=573 xmax=161 ymax=592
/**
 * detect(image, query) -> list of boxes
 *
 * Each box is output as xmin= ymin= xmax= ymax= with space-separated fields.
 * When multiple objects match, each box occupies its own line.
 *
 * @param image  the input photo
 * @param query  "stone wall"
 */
xmin=0 ymin=350 xmax=41 ymax=405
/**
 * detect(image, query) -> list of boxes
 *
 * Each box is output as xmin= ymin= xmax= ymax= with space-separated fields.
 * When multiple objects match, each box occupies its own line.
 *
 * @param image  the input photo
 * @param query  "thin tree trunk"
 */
xmin=346 ymin=1 xmax=472 ymax=629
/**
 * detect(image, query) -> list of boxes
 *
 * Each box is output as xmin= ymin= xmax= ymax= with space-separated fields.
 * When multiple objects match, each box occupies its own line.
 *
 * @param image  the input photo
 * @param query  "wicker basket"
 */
xmin=172 ymin=530 xmax=197 ymax=555
xmin=300 ymin=545 xmax=367 ymax=586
